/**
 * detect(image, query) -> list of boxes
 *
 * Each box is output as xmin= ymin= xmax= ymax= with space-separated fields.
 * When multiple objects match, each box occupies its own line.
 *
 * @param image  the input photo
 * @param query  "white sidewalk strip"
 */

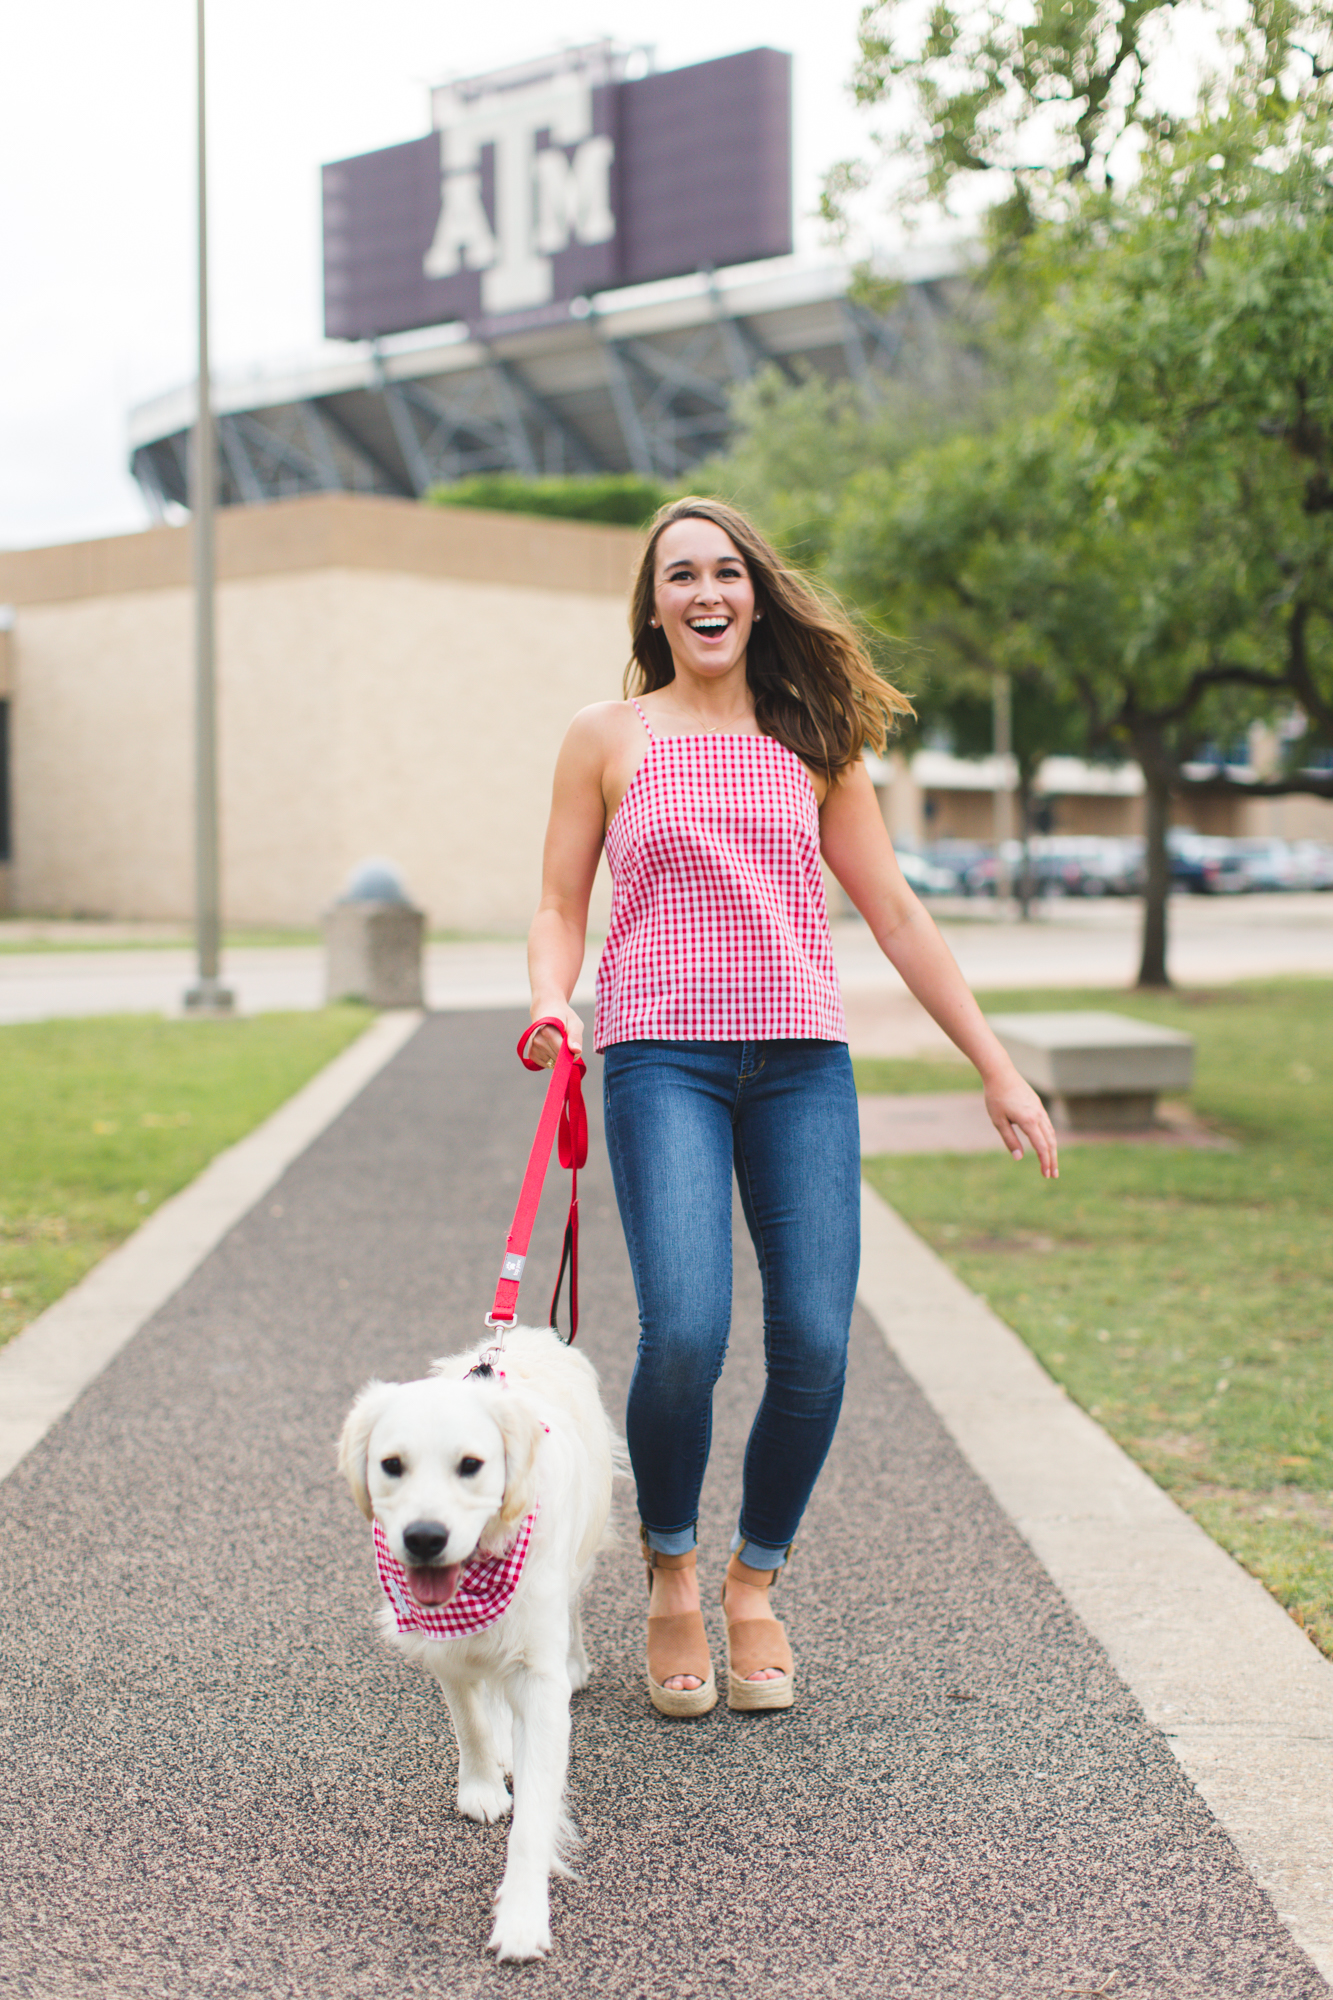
xmin=0 ymin=1009 xmax=424 ymax=1484
xmin=858 ymin=1181 xmax=1333 ymax=1984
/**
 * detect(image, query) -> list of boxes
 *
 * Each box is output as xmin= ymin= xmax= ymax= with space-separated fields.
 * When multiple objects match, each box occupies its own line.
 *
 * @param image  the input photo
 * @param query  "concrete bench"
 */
xmin=985 ymin=1012 xmax=1195 ymax=1131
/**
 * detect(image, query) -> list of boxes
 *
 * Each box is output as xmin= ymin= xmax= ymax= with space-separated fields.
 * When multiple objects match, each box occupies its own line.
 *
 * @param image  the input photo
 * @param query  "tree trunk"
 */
xmin=1016 ymin=772 xmax=1035 ymax=920
xmin=1137 ymin=764 xmax=1172 ymax=988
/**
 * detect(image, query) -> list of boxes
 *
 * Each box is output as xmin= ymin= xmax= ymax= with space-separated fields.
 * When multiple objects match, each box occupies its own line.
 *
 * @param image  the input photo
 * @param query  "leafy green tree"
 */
xmin=831 ymin=392 xmax=1326 ymax=980
xmin=821 ymin=0 xmax=1333 ymax=983
xmin=832 ymin=424 xmax=1104 ymax=908
xmin=828 ymin=0 xmax=1326 ymax=237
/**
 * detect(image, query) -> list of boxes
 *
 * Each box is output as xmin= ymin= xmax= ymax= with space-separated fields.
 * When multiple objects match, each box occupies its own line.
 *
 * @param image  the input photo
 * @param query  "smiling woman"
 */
xmin=626 ymin=496 xmax=904 ymax=782
xmin=525 ymin=494 xmax=1060 ymax=1721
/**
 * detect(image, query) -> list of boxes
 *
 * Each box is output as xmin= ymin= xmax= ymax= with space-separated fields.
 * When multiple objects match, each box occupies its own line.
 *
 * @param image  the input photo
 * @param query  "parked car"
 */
xmin=895 ymin=848 xmax=963 ymax=895
xmin=923 ymin=839 xmax=990 ymax=883
xmin=1230 ymin=838 xmax=1302 ymax=892
xmin=1029 ymin=836 xmax=1145 ymax=897
xmin=959 ymin=841 xmax=1025 ymax=897
xmin=1167 ymin=831 xmax=1248 ymax=894
xmin=1290 ymin=842 xmax=1333 ymax=890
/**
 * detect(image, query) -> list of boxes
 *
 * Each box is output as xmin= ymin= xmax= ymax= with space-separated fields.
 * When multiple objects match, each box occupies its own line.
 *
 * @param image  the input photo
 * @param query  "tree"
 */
xmin=829 ymin=0 xmax=1325 ymax=237
xmin=831 ymin=425 xmax=1094 ymax=908
xmin=822 ymin=0 xmax=1333 ymax=982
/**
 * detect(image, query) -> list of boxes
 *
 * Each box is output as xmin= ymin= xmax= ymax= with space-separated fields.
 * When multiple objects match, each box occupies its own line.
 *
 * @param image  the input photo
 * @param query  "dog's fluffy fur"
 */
xmin=338 ymin=1327 xmax=621 ymax=1961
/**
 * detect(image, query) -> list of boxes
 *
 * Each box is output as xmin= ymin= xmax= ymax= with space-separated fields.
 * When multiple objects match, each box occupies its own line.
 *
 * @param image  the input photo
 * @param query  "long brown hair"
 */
xmin=624 ymin=496 xmax=912 ymax=782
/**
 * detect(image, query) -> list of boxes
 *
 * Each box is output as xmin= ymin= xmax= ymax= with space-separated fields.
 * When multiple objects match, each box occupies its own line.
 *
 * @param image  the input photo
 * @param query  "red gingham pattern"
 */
xmin=595 ymin=704 xmax=847 ymax=1050
xmin=372 ymin=1509 xmax=537 ymax=1640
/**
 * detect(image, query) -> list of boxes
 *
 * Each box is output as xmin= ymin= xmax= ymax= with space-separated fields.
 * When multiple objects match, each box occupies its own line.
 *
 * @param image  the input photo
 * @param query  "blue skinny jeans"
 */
xmin=601 ymin=1038 xmax=861 ymax=1570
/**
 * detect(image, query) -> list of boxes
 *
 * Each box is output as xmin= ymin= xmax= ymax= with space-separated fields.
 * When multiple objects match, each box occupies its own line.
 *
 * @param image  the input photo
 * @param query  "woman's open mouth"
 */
xmin=688 ymin=617 xmax=731 ymax=641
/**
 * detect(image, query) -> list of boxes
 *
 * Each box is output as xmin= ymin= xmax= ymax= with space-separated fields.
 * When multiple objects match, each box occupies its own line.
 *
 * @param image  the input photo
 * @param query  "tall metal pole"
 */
xmin=992 ymin=671 xmax=1013 ymax=907
xmin=185 ymin=0 xmax=232 ymax=1013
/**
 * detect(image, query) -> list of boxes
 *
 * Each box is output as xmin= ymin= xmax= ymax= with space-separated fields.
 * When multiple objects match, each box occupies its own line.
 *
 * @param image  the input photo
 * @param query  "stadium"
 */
xmin=126 ymin=42 xmax=955 ymax=513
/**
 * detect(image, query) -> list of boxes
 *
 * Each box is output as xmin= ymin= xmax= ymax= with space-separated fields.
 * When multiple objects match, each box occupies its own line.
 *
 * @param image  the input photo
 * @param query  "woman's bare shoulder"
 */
xmin=561 ymin=700 xmax=643 ymax=753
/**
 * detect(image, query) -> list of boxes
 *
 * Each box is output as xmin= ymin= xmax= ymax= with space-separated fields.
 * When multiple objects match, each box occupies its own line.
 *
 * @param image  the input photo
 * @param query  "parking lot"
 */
xmin=897 ymin=831 xmax=1333 ymax=900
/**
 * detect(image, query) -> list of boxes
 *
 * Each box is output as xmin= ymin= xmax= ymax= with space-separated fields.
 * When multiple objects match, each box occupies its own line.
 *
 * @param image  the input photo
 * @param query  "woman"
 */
xmin=527 ymin=497 xmax=1057 ymax=1719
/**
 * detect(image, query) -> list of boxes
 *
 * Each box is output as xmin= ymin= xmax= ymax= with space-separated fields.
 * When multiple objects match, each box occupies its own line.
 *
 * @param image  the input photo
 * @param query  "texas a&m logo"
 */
xmin=423 ymin=50 xmax=618 ymax=316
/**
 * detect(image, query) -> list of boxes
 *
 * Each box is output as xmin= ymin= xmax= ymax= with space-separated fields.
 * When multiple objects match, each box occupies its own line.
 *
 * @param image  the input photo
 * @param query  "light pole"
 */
xmin=992 ymin=671 xmax=1013 ymax=907
xmin=184 ymin=0 xmax=233 ymax=1015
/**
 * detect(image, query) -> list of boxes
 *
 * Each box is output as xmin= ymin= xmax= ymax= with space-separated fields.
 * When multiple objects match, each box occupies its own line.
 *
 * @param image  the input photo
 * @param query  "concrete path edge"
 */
xmin=858 ymin=1181 xmax=1333 ymax=1983
xmin=0 ymin=1008 xmax=425 ymax=1484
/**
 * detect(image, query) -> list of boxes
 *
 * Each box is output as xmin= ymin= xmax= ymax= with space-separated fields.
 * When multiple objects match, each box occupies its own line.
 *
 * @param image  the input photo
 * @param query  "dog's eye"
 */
xmin=458 ymin=1457 xmax=483 ymax=1478
xmin=380 ymin=1456 xmax=404 ymax=1478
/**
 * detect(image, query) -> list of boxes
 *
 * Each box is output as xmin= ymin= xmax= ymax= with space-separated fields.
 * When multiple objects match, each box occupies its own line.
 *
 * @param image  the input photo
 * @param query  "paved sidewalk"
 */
xmin=1 ymin=1012 xmax=1326 ymax=1997
xmin=2 ymin=893 xmax=1331 ymax=1026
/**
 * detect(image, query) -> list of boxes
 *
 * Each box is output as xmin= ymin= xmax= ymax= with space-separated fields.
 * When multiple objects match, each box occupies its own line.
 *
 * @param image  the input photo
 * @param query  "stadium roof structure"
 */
xmin=127 ymin=250 xmax=961 ymax=516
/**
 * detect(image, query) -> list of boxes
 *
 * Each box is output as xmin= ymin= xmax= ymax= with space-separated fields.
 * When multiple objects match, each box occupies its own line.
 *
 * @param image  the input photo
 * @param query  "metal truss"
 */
xmin=129 ymin=275 xmax=938 ymax=513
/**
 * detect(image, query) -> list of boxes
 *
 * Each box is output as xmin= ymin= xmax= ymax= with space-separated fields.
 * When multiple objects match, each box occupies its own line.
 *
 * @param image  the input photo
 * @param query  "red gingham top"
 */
xmin=594 ymin=701 xmax=847 ymax=1050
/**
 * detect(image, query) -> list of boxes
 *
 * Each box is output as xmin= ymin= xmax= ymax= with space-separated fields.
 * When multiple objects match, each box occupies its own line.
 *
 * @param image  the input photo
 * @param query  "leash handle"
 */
xmin=488 ymin=1018 xmax=587 ymax=1339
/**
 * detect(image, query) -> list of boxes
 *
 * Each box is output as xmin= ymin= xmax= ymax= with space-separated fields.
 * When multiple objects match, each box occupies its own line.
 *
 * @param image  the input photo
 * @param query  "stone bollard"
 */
xmin=323 ymin=859 xmax=425 ymax=1007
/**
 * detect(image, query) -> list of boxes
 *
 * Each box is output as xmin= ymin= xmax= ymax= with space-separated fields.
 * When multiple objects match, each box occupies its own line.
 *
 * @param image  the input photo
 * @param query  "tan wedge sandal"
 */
xmin=641 ymin=1531 xmax=718 ymax=1718
xmin=722 ymin=1550 xmax=795 ymax=1711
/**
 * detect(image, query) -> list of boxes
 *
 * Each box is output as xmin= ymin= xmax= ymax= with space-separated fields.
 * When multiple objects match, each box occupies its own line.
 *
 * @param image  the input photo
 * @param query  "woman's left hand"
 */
xmin=983 ymin=1071 xmax=1060 ymax=1179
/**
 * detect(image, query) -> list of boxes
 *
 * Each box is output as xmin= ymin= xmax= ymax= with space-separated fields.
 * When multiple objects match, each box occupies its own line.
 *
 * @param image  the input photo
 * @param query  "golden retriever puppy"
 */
xmin=338 ymin=1326 xmax=620 ymax=1960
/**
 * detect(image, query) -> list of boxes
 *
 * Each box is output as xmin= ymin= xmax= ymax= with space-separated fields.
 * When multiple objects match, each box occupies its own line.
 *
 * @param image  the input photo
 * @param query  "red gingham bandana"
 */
xmin=372 ymin=1509 xmax=538 ymax=1639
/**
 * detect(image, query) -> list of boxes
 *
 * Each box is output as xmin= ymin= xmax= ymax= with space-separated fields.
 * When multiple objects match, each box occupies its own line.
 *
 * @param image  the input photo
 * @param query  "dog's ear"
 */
xmin=485 ymin=1389 xmax=545 ymax=1532
xmin=337 ymin=1379 xmax=397 ymax=1520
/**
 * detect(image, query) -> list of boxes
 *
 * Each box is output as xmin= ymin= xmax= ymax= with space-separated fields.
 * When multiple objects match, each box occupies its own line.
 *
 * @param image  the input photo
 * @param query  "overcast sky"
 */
xmin=0 ymin=0 xmax=889 ymax=551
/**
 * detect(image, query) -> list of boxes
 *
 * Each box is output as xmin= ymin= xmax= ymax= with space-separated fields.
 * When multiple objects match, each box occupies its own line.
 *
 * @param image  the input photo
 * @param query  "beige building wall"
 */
xmin=0 ymin=615 xmax=12 ymax=914
xmin=0 ymin=495 xmax=638 ymax=931
xmin=1237 ymin=792 xmax=1333 ymax=842
xmin=6 ymin=493 xmax=1331 ymax=929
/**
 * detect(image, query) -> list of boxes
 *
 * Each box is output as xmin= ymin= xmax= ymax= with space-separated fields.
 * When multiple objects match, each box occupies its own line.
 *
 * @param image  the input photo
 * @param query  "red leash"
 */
xmin=486 ymin=1018 xmax=588 ymax=1340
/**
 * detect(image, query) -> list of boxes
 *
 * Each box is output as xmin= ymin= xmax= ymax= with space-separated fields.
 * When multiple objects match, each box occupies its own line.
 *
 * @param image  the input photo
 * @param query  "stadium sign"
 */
xmin=322 ymin=44 xmax=792 ymax=341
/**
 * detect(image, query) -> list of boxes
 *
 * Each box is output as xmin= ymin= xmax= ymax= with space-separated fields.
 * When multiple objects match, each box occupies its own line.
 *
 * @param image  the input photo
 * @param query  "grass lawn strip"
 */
xmin=860 ymin=978 xmax=1333 ymax=1659
xmin=0 ymin=928 xmax=524 ymax=953
xmin=852 ymin=1055 xmax=976 ymax=1095
xmin=0 ymin=1007 xmax=371 ymax=1352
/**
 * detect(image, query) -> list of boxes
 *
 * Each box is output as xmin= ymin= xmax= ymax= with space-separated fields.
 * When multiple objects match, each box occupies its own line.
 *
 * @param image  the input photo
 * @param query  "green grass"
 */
xmin=0 ymin=927 xmax=525 ymax=953
xmin=0 ymin=1008 xmax=371 ymax=1350
xmin=0 ymin=929 xmax=324 ymax=953
xmin=852 ymin=1054 xmax=975 ymax=1094
xmin=860 ymin=979 xmax=1333 ymax=1656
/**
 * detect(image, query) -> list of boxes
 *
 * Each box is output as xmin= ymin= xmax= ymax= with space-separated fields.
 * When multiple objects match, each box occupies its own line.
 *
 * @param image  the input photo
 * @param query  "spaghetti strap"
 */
xmin=630 ymin=699 xmax=655 ymax=737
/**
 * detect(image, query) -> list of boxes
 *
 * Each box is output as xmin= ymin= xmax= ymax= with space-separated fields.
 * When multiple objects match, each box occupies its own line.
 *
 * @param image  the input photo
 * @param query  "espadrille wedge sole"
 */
xmin=642 ymin=1533 xmax=718 ymax=1718
xmin=722 ymin=1552 xmax=794 ymax=1712
xmin=646 ymin=1614 xmax=719 ymax=1716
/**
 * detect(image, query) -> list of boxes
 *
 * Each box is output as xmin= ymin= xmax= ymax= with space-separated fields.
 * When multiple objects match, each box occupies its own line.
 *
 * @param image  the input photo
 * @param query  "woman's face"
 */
xmin=651 ymin=518 xmax=756 ymax=682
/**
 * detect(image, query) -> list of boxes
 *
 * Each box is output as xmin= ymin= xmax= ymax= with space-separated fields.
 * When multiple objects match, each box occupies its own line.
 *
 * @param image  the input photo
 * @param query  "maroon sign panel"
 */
xmin=322 ymin=48 xmax=792 ymax=341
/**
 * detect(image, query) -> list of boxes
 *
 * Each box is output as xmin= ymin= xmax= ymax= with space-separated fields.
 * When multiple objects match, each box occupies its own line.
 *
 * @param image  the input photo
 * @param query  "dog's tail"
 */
xmin=596 ymin=1433 xmax=633 ymax=1555
xmin=551 ymin=1803 xmax=583 ymax=1882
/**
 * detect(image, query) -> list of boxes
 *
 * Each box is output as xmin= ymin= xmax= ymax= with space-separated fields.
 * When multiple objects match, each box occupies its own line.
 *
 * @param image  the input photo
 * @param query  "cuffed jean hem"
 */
xmin=642 ymin=1523 xmax=698 ymax=1557
xmin=730 ymin=1526 xmax=791 ymax=1570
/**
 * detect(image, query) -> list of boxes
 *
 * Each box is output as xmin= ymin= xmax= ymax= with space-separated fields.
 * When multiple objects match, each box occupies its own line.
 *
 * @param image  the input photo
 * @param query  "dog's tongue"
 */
xmin=407 ymin=1563 xmax=463 ymax=1607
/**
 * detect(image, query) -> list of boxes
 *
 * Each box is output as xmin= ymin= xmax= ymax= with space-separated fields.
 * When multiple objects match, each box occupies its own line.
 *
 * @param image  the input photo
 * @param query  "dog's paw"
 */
xmin=457 ymin=1775 xmax=512 ymax=1824
xmin=567 ymin=1648 xmax=592 ymax=1693
xmin=488 ymin=1896 xmax=551 ymax=1962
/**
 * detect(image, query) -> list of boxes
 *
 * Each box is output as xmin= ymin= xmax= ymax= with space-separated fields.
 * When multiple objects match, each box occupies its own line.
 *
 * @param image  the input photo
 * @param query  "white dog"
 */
xmin=338 ymin=1326 xmax=621 ymax=1960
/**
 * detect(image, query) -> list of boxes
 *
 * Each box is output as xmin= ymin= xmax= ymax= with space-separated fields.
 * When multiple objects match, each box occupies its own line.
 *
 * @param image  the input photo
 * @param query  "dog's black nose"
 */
xmin=402 ymin=1521 xmax=449 ymax=1563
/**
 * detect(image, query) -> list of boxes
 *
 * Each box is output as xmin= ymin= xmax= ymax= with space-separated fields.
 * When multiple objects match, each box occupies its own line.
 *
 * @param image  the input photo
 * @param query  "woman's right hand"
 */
xmin=526 ymin=1002 xmax=584 ymax=1069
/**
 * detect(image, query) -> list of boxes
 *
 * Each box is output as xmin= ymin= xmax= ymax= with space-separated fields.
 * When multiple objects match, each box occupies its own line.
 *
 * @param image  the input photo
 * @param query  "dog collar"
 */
xmin=372 ymin=1508 xmax=538 ymax=1639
